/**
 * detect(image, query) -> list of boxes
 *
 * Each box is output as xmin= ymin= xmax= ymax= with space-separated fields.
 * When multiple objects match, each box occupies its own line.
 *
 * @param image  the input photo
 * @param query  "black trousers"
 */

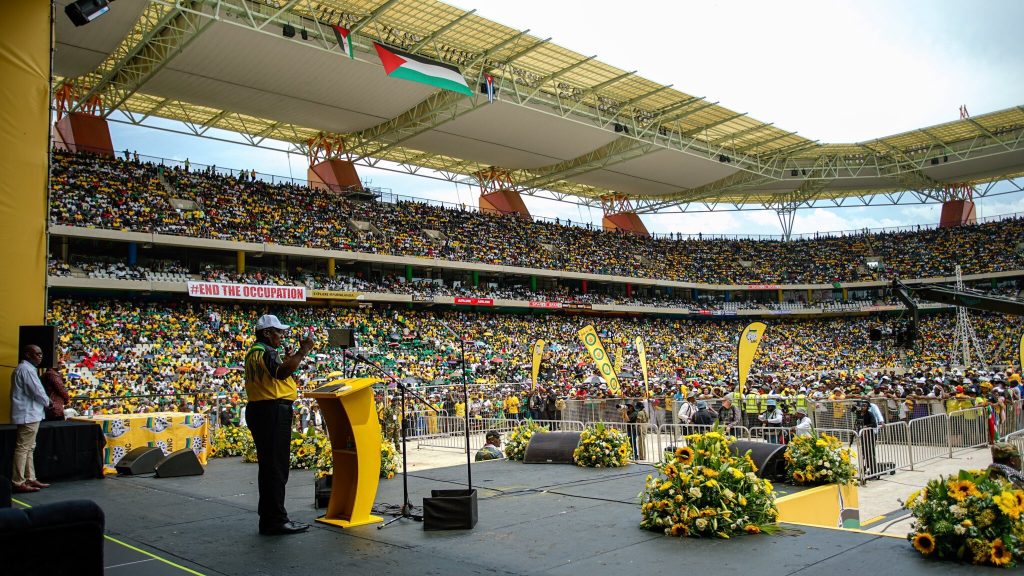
xmin=246 ymin=400 xmax=293 ymax=528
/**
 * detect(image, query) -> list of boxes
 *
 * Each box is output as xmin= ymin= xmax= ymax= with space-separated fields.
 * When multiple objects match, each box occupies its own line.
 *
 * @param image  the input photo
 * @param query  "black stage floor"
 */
xmin=11 ymin=457 xmax=1004 ymax=575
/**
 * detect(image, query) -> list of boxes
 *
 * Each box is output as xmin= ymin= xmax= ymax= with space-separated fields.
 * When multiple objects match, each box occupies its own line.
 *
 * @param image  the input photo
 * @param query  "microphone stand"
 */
xmin=438 ymin=320 xmax=472 ymax=492
xmin=349 ymin=352 xmax=439 ymax=528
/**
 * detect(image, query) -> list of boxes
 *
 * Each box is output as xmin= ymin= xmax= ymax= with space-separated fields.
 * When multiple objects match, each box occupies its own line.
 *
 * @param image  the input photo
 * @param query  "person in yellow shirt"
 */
xmin=244 ymin=314 xmax=313 ymax=536
xmin=505 ymin=393 xmax=520 ymax=421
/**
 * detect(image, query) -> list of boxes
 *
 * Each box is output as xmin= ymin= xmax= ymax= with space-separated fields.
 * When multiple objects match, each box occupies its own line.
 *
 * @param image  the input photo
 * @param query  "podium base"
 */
xmin=316 ymin=514 xmax=384 ymax=529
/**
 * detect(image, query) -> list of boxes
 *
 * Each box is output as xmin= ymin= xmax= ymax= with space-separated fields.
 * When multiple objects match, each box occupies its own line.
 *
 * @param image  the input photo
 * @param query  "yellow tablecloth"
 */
xmin=74 ymin=412 xmax=210 ymax=473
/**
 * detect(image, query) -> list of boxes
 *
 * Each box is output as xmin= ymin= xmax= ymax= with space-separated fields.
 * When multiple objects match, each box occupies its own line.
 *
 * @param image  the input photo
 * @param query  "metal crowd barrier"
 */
xmin=413 ymin=417 xmax=585 ymax=452
xmin=858 ymin=422 xmax=913 ymax=481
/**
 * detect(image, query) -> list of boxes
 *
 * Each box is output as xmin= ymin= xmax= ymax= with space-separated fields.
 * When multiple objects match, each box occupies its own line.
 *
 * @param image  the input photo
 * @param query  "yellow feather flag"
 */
xmin=635 ymin=336 xmax=649 ymax=399
xmin=1019 ymin=333 xmax=1023 ymax=377
xmin=578 ymin=325 xmax=621 ymax=395
xmin=738 ymin=322 xmax=767 ymax=396
xmin=613 ymin=345 xmax=624 ymax=375
xmin=531 ymin=339 xmax=545 ymax=390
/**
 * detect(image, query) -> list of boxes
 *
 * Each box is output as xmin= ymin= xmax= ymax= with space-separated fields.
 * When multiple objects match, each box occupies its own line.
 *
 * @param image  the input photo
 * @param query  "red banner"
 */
xmin=453 ymin=297 xmax=493 ymax=306
xmin=746 ymin=284 xmax=780 ymax=290
xmin=529 ymin=301 xmax=562 ymax=309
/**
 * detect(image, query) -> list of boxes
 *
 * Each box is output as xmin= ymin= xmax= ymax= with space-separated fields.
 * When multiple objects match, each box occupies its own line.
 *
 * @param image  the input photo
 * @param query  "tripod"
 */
xmin=348 ymin=352 xmax=438 ymax=528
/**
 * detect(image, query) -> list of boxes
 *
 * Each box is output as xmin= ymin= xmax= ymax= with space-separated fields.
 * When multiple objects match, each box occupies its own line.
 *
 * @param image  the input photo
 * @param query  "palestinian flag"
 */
xmin=373 ymin=42 xmax=472 ymax=96
xmin=332 ymin=25 xmax=354 ymax=59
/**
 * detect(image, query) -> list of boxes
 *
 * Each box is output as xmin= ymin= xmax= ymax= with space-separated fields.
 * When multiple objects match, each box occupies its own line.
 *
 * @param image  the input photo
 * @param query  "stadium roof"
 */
xmin=53 ymin=0 xmax=1024 ymax=217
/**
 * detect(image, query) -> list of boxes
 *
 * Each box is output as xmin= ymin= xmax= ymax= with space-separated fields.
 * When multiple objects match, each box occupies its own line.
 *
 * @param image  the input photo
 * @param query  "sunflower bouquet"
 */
xmin=314 ymin=435 xmax=401 ymax=480
xmin=289 ymin=428 xmax=328 ymax=470
xmin=783 ymin=430 xmax=857 ymax=485
xmin=573 ymin=422 xmax=631 ymax=468
xmin=903 ymin=469 xmax=1024 ymax=567
xmin=505 ymin=420 xmax=549 ymax=461
xmin=209 ymin=425 xmax=253 ymax=458
xmin=639 ymin=429 xmax=779 ymax=538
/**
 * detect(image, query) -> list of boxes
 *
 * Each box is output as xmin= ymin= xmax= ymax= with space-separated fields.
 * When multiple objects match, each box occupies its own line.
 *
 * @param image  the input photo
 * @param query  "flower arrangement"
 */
xmin=505 ymin=420 xmax=549 ymax=461
xmin=784 ymin=430 xmax=857 ymax=485
xmin=314 ymin=435 xmax=401 ymax=480
xmin=903 ymin=469 xmax=1024 ymax=567
xmin=573 ymin=423 xmax=631 ymax=468
xmin=379 ymin=438 xmax=400 ymax=479
xmin=209 ymin=425 xmax=253 ymax=458
xmin=639 ymin=429 xmax=778 ymax=538
xmin=289 ymin=429 xmax=328 ymax=470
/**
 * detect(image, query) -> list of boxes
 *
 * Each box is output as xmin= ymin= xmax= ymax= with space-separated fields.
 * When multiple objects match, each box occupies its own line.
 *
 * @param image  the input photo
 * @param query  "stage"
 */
xmin=10 ymin=458 xmax=1002 ymax=575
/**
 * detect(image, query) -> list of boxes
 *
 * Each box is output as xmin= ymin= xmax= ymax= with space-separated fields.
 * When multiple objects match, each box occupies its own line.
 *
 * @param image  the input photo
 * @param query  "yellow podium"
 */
xmin=307 ymin=377 xmax=384 ymax=528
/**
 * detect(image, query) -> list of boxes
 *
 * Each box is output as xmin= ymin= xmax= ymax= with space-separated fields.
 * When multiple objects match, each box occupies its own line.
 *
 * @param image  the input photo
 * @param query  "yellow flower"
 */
xmin=792 ymin=470 xmax=806 ymax=483
xmin=663 ymin=464 xmax=678 ymax=478
xmin=904 ymin=490 xmax=921 ymax=509
xmin=676 ymin=446 xmax=695 ymax=465
xmin=660 ymin=481 xmax=673 ymax=492
xmin=744 ymin=524 xmax=761 ymax=534
xmin=994 ymin=492 xmax=1021 ymax=519
xmin=947 ymin=479 xmax=981 ymax=502
xmin=738 ymin=495 xmax=747 ymax=506
xmin=670 ymin=523 xmax=689 ymax=537
xmin=816 ymin=439 xmax=827 ymax=448
xmin=912 ymin=532 xmax=936 ymax=555
xmin=730 ymin=468 xmax=744 ymax=479
xmin=990 ymin=539 xmax=1011 ymax=566
xmin=702 ymin=467 xmax=719 ymax=478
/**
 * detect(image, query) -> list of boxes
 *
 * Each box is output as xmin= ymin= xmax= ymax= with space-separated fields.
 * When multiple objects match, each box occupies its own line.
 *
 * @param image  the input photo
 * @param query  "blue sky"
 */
xmin=109 ymin=0 xmax=1024 ymax=236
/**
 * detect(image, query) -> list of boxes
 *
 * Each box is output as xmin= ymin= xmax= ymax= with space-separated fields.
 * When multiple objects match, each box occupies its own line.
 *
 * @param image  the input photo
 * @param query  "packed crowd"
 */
xmin=48 ymin=296 xmax=1021 ymax=426
xmin=48 ymin=151 xmax=1024 ymax=285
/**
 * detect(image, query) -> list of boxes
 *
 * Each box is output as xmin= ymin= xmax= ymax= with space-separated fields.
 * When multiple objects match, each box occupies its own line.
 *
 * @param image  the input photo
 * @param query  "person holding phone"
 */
xmin=245 ymin=315 xmax=314 ymax=535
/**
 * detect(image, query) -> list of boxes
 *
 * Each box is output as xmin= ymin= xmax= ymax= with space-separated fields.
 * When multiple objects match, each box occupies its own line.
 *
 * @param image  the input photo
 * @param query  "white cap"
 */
xmin=256 ymin=314 xmax=290 ymax=331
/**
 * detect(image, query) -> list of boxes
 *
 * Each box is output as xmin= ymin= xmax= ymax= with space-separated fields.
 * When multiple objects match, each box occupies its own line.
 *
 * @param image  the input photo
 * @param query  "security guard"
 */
xmin=743 ymin=387 xmax=762 ymax=428
xmin=245 ymin=314 xmax=314 ymax=535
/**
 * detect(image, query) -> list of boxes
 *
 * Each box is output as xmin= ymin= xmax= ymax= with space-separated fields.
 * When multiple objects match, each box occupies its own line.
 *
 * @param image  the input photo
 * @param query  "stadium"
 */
xmin=2 ymin=1 xmax=1024 ymax=574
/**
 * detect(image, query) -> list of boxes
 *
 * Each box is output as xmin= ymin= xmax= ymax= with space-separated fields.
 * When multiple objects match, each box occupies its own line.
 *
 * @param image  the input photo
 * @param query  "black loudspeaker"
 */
xmin=869 ymin=328 xmax=882 ymax=342
xmin=19 ymin=325 xmax=57 ymax=369
xmin=523 ymin=432 xmax=582 ymax=464
xmin=730 ymin=441 xmax=787 ymax=480
xmin=282 ymin=23 xmax=296 ymax=38
xmin=154 ymin=449 xmax=204 ymax=478
xmin=328 ymin=328 xmax=354 ymax=348
xmin=423 ymin=489 xmax=478 ymax=530
xmin=115 ymin=447 xmax=164 ymax=476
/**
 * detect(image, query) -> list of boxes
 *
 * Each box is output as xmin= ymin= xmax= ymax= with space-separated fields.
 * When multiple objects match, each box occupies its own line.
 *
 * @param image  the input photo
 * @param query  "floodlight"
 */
xmin=65 ymin=0 xmax=110 ymax=27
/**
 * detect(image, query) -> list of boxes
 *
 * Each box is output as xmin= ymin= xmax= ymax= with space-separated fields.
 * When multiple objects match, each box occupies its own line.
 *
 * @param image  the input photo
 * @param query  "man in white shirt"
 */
xmin=793 ymin=407 xmax=813 ymax=436
xmin=10 ymin=345 xmax=51 ymax=493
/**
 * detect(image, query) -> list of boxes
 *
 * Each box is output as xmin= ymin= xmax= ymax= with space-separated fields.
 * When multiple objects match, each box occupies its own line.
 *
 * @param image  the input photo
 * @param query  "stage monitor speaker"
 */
xmin=423 ymin=489 xmax=478 ymax=531
xmin=328 ymin=328 xmax=354 ymax=348
xmin=154 ymin=449 xmax=204 ymax=478
xmin=115 ymin=447 xmax=164 ymax=476
xmin=19 ymin=325 xmax=57 ymax=369
xmin=869 ymin=328 xmax=882 ymax=342
xmin=523 ymin=431 xmax=581 ymax=464
xmin=730 ymin=441 xmax=787 ymax=480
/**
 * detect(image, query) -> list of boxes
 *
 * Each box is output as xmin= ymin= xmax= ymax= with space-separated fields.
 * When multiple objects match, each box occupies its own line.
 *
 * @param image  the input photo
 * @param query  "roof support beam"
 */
xmin=349 ymin=0 xmax=401 ymax=35
xmin=409 ymin=9 xmax=476 ymax=54
xmin=513 ymin=136 xmax=655 ymax=190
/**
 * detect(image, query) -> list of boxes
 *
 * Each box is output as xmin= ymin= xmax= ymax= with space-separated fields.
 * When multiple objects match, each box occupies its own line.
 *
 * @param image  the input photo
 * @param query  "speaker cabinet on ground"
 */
xmin=730 ymin=441 xmax=787 ymax=480
xmin=154 ymin=449 xmax=204 ymax=478
xmin=115 ymin=447 xmax=164 ymax=476
xmin=423 ymin=489 xmax=478 ymax=531
xmin=19 ymin=325 xmax=57 ymax=369
xmin=523 ymin=431 xmax=582 ymax=464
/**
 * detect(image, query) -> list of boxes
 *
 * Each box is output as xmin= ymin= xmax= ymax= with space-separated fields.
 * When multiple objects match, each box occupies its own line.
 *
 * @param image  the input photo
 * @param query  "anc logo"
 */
xmin=584 ymin=332 xmax=597 ymax=346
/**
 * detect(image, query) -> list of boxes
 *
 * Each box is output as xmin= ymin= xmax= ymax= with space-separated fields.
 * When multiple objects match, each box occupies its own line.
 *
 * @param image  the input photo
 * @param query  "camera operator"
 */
xmin=856 ymin=401 xmax=881 ymax=478
xmin=717 ymin=396 xmax=742 ymax=430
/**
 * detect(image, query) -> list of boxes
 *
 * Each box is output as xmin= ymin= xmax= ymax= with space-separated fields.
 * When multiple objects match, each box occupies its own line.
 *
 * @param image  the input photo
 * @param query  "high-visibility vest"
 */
xmin=730 ymin=391 xmax=743 ymax=406
xmin=795 ymin=394 xmax=807 ymax=412
xmin=744 ymin=393 xmax=760 ymax=414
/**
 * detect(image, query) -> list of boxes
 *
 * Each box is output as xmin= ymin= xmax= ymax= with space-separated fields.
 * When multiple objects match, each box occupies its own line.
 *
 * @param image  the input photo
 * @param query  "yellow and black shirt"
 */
xmin=244 ymin=342 xmax=297 ymax=402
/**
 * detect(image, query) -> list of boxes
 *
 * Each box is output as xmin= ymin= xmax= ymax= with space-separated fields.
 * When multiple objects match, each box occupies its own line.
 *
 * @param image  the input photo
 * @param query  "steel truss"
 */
xmin=57 ymin=0 xmax=1024 ymax=229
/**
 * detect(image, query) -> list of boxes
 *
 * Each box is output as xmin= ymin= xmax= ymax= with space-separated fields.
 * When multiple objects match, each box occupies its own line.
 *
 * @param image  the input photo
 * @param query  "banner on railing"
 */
xmin=454 ymin=297 xmax=493 ymax=306
xmin=187 ymin=281 xmax=306 ymax=302
xmin=308 ymin=289 xmax=362 ymax=300
xmin=578 ymin=324 xmax=621 ymax=395
xmin=529 ymin=301 xmax=562 ymax=309
xmin=737 ymin=321 xmax=766 ymax=395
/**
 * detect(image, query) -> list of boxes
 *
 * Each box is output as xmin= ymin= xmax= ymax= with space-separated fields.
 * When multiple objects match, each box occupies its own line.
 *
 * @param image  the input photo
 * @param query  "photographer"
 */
xmin=856 ymin=401 xmax=881 ymax=478
xmin=717 ymin=396 xmax=742 ymax=430
xmin=618 ymin=402 xmax=639 ymax=460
